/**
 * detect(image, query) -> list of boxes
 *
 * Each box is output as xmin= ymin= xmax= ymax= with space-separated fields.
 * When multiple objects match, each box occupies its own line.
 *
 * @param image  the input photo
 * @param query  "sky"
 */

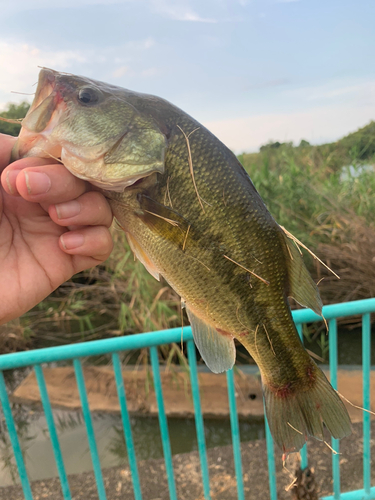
xmin=0 ymin=0 xmax=374 ymax=152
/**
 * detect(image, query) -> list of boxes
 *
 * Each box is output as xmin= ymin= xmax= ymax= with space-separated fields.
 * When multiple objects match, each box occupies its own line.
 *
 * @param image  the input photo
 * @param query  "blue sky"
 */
xmin=1 ymin=0 xmax=374 ymax=152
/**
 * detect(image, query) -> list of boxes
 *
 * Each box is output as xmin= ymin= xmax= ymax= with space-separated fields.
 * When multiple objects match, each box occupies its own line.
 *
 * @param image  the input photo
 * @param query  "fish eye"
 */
xmin=78 ymin=87 xmax=99 ymax=105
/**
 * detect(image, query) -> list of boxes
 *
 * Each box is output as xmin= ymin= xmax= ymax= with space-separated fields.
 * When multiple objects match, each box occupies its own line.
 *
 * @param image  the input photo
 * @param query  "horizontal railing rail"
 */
xmin=0 ymin=297 xmax=374 ymax=500
xmin=1 ymin=298 xmax=374 ymax=371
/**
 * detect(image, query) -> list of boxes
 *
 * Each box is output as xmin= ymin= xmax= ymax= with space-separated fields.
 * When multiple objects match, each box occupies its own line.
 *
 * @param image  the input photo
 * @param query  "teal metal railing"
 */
xmin=0 ymin=297 xmax=374 ymax=499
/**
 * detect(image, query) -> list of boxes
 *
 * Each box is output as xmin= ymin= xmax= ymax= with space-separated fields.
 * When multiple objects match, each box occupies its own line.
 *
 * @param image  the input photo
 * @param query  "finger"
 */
xmin=1 ymin=157 xmax=59 ymax=196
xmin=60 ymin=225 xmax=113 ymax=262
xmin=0 ymin=134 xmax=17 ymax=172
xmin=15 ymin=163 xmax=89 ymax=203
xmin=48 ymin=191 xmax=113 ymax=228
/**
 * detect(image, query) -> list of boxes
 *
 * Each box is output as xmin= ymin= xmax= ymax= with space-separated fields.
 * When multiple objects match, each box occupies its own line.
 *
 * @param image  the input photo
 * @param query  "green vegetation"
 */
xmin=1 ymin=102 xmax=374 ymax=357
xmin=239 ymin=124 xmax=375 ymax=309
xmin=0 ymin=102 xmax=30 ymax=136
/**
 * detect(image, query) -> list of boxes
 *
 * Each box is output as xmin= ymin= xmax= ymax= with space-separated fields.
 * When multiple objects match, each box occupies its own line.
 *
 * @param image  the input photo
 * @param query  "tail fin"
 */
xmin=263 ymin=367 xmax=352 ymax=453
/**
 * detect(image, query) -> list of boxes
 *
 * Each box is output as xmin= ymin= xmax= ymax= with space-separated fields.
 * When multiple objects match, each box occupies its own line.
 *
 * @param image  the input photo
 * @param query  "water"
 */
xmin=0 ymin=407 xmax=265 ymax=487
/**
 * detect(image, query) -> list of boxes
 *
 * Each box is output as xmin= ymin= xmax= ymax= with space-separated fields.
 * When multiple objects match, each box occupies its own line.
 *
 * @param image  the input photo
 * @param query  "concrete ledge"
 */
xmin=11 ymin=366 xmax=373 ymax=422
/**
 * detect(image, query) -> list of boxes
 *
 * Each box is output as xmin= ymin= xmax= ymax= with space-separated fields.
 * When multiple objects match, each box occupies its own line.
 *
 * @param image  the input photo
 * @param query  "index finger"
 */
xmin=15 ymin=162 xmax=90 ymax=204
xmin=0 ymin=134 xmax=17 ymax=172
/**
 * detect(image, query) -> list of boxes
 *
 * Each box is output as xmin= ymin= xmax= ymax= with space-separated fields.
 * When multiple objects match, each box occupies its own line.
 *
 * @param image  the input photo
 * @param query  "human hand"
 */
xmin=0 ymin=133 xmax=114 ymax=325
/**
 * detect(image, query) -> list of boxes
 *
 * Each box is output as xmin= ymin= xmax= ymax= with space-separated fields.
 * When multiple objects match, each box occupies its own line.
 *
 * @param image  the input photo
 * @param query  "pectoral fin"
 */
xmin=283 ymin=236 xmax=323 ymax=316
xmin=186 ymin=307 xmax=236 ymax=373
xmin=138 ymin=195 xmax=191 ymax=248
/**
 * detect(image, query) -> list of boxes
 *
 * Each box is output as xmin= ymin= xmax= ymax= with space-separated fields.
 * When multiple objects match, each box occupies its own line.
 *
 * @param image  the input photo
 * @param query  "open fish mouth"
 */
xmin=12 ymin=68 xmax=67 ymax=162
xmin=28 ymin=67 xmax=57 ymax=118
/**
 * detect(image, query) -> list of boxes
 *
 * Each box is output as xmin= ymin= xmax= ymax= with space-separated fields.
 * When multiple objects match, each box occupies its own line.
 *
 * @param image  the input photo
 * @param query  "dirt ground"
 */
xmin=0 ymin=420 xmax=372 ymax=500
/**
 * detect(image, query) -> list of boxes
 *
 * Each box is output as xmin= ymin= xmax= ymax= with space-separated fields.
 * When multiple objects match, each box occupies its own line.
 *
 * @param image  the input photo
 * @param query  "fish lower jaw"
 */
xmin=63 ymin=158 xmax=160 ymax=193
xmin=62 ymin=165 xmax=154 ymax=193
xmin=12 ymin=131 xmax=62 ymax=162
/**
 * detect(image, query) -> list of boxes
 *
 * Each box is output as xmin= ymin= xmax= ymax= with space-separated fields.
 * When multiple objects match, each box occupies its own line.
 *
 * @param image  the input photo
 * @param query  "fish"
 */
xmin=10 ymin=68 xmax=351 ymax=454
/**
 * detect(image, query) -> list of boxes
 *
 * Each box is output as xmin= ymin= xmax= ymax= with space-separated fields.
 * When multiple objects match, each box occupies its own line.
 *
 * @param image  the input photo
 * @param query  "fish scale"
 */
xmin=110 ymin=126 xmax=328 ymax=401
xmin=11 ymin=68 xmax=352 ymax=453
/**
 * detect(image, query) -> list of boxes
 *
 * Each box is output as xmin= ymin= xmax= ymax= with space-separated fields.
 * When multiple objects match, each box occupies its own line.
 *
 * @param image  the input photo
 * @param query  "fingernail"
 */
xmin=60 ymin=233 xmax=84 ymax=250
xmin=24 ymin=171 xmax=51 ymax=195
xmin=6 ymin=170 xmax=22 ymax=194
xmin=55 ymin=200 xmax=81 ymax=219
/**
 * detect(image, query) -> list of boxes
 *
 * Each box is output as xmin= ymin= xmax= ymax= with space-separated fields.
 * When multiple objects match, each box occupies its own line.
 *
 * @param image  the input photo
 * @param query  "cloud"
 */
xmin=112 ymin=66 xmax=130 ymax=78
xmin=306 ymin=82 xmax=375 ymax=101
xmin=0 ymin=41 xmax=86 ymax=98
xmin=151 ymin=0 xmax=217 ymax=22
xmin=203 ymin=103 xmax=375 ymax=153
xmin=281 ymin=79 xmax=375 ymax=106
xmin=2 ymin=0 xmax=133 ymax=15
xmin=111 ymin=66 xmax=159 ymax=78
xmin=140 ymin=67 xmax=159 ymax=77
xmin=0 ymin=35 xmax=159 ymax=105
xmin=125 ymin=37 xmax=155 ymax=51
xmin=244 ymin=78 xmax=290 ymax=91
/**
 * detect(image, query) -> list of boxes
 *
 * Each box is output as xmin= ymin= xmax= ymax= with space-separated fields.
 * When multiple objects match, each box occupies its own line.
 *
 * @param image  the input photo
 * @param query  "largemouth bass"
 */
xmin=11 ymin=68 xmax=351 ymax=453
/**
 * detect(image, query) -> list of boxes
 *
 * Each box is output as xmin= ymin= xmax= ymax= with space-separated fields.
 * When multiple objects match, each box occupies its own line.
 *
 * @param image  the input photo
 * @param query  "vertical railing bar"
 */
xmin=149 ymin=346 xmax=177 ymax=500
xmin=187 ymin=340 xmax=211 ymax=500
xmin=34 ymin=364 xmax=71 ymax=500
xmin=0 ymin=371 xmax=34 ymax=500
xmin=73 ymin=358 xmax=107 ymax=500
xmin=328 ymin=318 xmax=340 ymax=500
xmin=362 ymin=313 xmax=371 ymax=497
xmin=111 ymin=353 xmax=143 ymax=500
xmin=264 ymin=414 xmax=277 ymax=500
xmin=226 ymin=368 xmax=245 ymax=500
xmin=296 ymin=323 xmax=308 ymax=470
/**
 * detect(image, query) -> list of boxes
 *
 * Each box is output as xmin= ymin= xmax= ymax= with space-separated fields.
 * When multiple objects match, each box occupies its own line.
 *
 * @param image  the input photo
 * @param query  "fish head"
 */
xmin=12 ymin=68 xmax=166 ymax=191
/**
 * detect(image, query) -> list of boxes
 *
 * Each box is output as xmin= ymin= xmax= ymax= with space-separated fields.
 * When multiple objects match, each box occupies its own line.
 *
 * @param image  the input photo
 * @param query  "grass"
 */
xmin=239 ymin=132 xmax=375 ymax=308
xmin=1 ymin=101 xmax=374 ymax=355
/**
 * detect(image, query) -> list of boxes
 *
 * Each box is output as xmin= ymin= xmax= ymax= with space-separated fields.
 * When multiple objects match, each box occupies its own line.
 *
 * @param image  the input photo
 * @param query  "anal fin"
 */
xmin=186 ymin=307 xmax=236 ymax=373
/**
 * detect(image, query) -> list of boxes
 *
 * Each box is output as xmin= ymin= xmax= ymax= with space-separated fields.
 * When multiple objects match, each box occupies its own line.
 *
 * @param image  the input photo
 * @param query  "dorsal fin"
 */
xmin=186 ymin=307 xmax=236 ymax=373
xmin=283 ymin=235 xmax=323 ymax=316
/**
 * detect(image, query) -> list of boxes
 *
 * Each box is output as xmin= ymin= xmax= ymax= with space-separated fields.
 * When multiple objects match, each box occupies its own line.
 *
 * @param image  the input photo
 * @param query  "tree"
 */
xmin=0 ymin=102 xmax=30 ymax=136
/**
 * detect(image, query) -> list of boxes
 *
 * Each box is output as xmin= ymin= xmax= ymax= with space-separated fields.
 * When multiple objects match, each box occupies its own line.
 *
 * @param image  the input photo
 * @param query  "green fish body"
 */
xmin=11 ymin=69 xmax=351 ymax=453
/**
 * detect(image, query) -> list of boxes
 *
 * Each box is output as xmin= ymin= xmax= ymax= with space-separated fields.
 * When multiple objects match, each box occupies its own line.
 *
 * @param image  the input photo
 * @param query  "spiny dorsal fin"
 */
xmin=283 ymin=235 xmax=323 ymax=316
xmin=186 ymin=306 xmax=236 ymax=373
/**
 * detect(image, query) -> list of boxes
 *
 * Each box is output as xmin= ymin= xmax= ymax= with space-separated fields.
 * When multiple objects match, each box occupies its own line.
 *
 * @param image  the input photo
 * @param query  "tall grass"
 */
xmin=240 ymin=138 xmax=375 ymax=309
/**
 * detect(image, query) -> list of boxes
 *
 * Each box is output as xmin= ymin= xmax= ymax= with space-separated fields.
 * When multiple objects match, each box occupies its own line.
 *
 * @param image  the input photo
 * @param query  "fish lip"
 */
xmin=28 ymin=68 xmax=57 ymax=117
xmin=12 ymin=69 xmax=66 ymax=161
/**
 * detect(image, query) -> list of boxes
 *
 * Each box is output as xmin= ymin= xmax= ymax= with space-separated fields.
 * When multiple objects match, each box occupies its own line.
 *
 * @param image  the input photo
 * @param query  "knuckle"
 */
xmin=96 ymin=227 xmax=113 ymax=251
xmin=82 ymin=192 xmax=112 ymax=226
